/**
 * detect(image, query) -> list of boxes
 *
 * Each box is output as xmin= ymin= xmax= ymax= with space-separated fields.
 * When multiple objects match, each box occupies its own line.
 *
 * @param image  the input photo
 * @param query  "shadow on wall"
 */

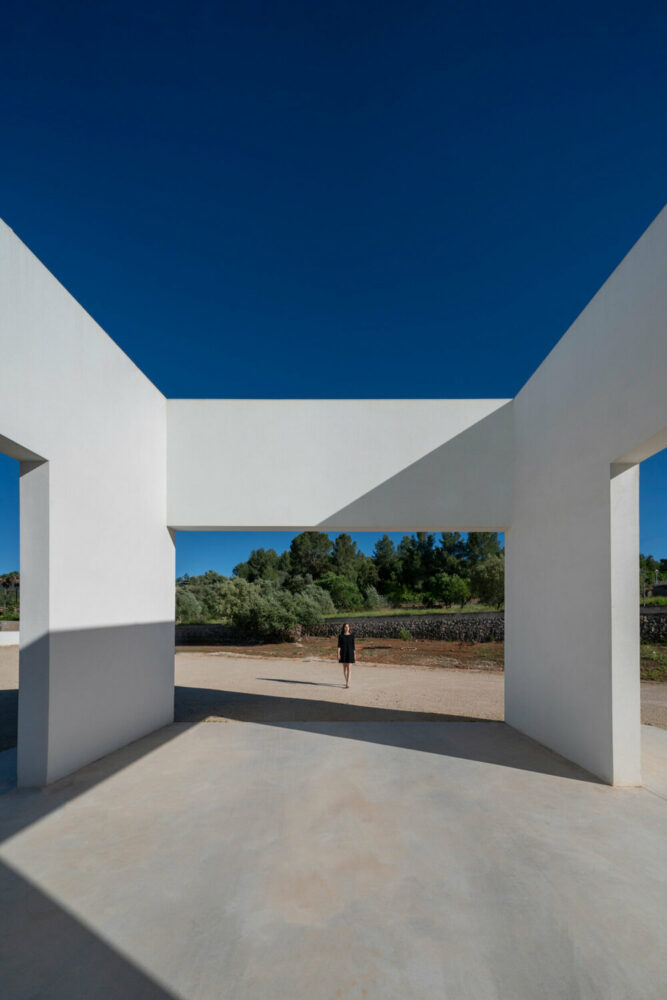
xmin=316 ymin=402 xmax=512 ymax=529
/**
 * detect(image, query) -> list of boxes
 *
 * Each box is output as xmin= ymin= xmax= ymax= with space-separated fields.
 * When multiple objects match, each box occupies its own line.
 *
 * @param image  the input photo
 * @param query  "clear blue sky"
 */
xmin=0 ymin=0 xmax=665 ymax=576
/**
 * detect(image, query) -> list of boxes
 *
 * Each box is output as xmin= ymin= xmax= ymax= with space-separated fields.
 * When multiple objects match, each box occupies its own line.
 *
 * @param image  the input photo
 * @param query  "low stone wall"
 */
xmin=175 ymin=611 xmax=667 ymax=646
xmin=640 ymin=613 xmax=667 ymax=643
xmin=308 ymin=613 xmax=505 ymax=642
xmin=176 ymin=623 xmax=238 ymax=645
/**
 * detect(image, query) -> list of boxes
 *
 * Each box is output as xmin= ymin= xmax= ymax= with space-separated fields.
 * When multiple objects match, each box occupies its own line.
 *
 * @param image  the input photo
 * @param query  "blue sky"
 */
xmin=0 ymin=0 xmax=665 ymax=575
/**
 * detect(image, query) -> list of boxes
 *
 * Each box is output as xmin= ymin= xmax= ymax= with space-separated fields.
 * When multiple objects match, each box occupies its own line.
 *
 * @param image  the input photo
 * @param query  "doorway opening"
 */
xmin=639 ymin=447 xmax=667 ymax=717
xmin=0 ymin=450 xmax=20 ymax=770
xmin=172 ymin=529 xmax=506 ymax=730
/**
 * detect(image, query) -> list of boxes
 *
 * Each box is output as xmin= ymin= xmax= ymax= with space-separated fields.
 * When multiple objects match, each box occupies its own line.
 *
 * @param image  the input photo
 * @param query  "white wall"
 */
xmin=506 ymin=207 xmax=667 ymax=784
xmin=2 ymin=204 xmax=665 ymax=787
xmin=167 ymin=399 xmax=512 ymax=530
xmin=0 ymin=222 xmax=174 ymax=785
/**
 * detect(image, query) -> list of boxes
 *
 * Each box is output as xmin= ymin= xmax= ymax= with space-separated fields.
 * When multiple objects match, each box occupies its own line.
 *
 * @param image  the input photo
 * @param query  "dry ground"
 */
xmin=1 ymin=640 xmax=666 ymax=754
xmin=177 ymin=635 xmax=506 ymax=670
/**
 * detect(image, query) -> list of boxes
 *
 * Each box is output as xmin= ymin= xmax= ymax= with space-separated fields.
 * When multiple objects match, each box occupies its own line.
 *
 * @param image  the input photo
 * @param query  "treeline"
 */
xmin=0 ymin=571 xmax=20 ymax=619
xmin=176 ymin=531 xmax=507 ymax=636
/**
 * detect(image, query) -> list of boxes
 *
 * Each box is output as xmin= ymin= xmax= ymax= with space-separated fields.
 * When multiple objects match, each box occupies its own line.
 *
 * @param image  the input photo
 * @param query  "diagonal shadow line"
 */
xmin=173 ymin=686 xmax=600 ymax=784
xmin=256 ymin=677 xmax=341 ymax=688
xmin=315 ymin=400 xmax=513 ymax=530
xmin=0 ymin=859 xmax=179 ymax=1000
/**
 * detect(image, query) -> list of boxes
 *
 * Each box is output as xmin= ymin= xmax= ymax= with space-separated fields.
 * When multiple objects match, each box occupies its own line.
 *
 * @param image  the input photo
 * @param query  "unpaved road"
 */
xmin=1 ymin=647 xmax=666 ymax=752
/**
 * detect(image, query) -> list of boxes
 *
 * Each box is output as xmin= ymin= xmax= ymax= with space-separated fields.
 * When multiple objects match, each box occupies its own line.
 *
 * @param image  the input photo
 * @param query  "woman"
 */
xmin=337 ymin=623 xmax=357 ymax=689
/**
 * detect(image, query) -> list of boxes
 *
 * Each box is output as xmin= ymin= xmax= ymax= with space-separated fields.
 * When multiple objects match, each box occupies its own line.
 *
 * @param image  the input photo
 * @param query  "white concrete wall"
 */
xmin=506 ymin=207 xmax=667 ymax=784
xmin=2 ymin=204 xmax=665 ymax=788
xmin=0 ymin=632 xmax=19 ymax=647
xmin=167 ymin=399 xmax=513 ymax=530
xmin=0 ymin=221 xmax=174 ymax=785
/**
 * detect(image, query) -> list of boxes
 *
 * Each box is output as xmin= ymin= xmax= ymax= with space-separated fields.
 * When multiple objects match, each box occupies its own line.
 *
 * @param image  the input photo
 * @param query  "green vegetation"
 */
xmin=174 ymin=534 xmax=667 ymax=639
xmin=323 ymin=604 xmax=500 ymax=619
xmin=641 ymin=644 xmax=667 ymax=682
xmin=0 ymin=571 xmax=20 ymax=620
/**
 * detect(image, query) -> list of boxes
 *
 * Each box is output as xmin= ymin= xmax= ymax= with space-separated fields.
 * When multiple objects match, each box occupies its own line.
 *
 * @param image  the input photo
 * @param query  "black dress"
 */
xmin=338 ymin=632 xmax=355 ymax=663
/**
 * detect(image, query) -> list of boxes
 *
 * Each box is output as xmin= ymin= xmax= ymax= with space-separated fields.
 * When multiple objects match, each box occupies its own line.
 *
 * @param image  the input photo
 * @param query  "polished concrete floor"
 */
xmin=1 ymin=720 xmax=667 ymax=1000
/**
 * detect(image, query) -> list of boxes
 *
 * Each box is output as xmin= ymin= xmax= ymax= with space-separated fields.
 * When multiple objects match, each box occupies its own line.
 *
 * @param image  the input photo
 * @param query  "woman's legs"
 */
xmin=343 ymin=662 xmax=350 ymax=688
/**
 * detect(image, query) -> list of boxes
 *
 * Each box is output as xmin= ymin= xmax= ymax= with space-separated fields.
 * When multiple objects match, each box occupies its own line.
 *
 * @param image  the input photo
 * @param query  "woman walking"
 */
xmin=338 ymin=623 xmax=357 ymax=688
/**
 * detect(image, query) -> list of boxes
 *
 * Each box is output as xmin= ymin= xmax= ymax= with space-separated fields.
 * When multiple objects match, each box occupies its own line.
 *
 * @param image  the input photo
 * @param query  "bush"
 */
xmin=387 ymin=585 xmax=422 ymax=607
xmin=301 ymin=583 xmax=336 ymax=615
xmin=176 ymin=588 xmax=204 ymax=624
xmin=315 ymin=572 xmax=363 ymax=611
xmin=433 ymin=572 xmax=471 ymax=608
xmin=398 ymin=627 xmax=412 ymax=641
xmin=363 ymin=585 xmax=387 ymax=611
xmin=223 ymin=578 xmax=325 ymax=641
xmin=470 ymin=555 xmax=505 ymax=608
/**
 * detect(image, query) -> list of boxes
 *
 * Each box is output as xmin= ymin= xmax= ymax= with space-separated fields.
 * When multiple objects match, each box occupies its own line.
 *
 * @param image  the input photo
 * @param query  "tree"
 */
xmin=289 ymin=532 xmax=332 ymax=579
xmin=175 ymin=589 xmax=204 ymax=624
xmin=372 ymin=535 xmax=399 ymax=590
xmin=470 ymin=555 xmax=505 ymax=608
xmin=363 ymin=585 xmax=387 ymax=611
xmin=233 ymin=547 xmax=280 ymax=582
xmin=331 ymin=533 xmax=360 ymax=581
xmin=435 ymin=532 xmax=467 ymax=576
xmin=397 ymin=533 xmax=438 ymax=593
xmin=356 ymin=555 xmax=379 ymax=592
xmin=433 ymin=572 xmax=470 ymax=608
xmin=463 ymin=533 xmax=503 ymax=571
xmin=315 ymin=572 xmax=363 ymax=611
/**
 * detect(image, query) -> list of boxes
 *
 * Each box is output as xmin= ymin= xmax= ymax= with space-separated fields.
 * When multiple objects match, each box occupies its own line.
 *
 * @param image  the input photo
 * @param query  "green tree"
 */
xmin=463 ymin=533 xmax=503 ymax=571
xmin=356 ymin=555 xmax=380 ymax=592
xmin=470 ymin=555 xmax=505 ymax=608
xmin=315 ymin=572 xmax=363 ymax=611
xmin=331 ymin=533 xmax=360 ymax=581
xmin=233 ymin=547 xmax=280 ymax=582
xmin=372 ymin=535 xmax=399 ymax=590
xmin=289 ymin=531 xmax=332 ymax=579
xmin=175 ymin=589 xmax=204 ymax=624
xmin=363 ymin=585 xmax=387 ymax=611
xmin=433 ymin=572 xmax=470 ymax=608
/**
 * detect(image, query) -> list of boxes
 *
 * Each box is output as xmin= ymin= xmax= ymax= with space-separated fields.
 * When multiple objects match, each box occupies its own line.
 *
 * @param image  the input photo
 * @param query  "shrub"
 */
xmin=315 ymin=572 xmax=363 ymax=611
xmin=470 ymin=555 xmax=505 ymax=608
xmin=301 ymin=583 xmax=336 ymax=615
xmin=175 ymin=589 xmax=204 ymax=624
xmin=398 ymin=627 xmax=412 ymax=641
xmin=363 ymin=585 xmax=387 ymax=611
xmin=223 ymin=578 xmax=325 ymax=641
xmin=433 ymin=572 xmax=471 ymax=608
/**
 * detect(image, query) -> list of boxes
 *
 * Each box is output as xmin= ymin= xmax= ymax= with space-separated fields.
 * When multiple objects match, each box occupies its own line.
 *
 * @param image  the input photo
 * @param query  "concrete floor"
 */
xmin=1 ymin=714 xmax=667 ymax=999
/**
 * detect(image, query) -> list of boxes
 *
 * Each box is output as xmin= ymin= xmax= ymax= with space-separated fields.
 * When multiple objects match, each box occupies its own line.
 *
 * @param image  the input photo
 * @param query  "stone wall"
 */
xmin=175 ymin=611 xmax=667 ymax=646
xmin=308 ymin=613 xmax=505 ymax=642
xmin=176 ymin=623 xmax=237 ymax=645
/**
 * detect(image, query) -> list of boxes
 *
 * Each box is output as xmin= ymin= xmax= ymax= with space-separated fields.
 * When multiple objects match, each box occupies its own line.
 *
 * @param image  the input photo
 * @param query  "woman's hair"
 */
xmin=339 ymin=623 xmax=351 ymax=636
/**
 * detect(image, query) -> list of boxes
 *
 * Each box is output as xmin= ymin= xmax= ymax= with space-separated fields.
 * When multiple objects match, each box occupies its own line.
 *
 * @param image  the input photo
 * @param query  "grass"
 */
xmin=323 ymin=604 xmax=500 ymax=619
xmin=641 ymin=643 xmax=667 ymax=681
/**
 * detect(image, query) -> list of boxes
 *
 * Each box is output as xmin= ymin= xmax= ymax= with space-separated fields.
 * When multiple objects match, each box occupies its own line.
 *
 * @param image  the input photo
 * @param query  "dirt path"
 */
xmin=174 ymin=650 xmax=504 ymax=724
xmin=1 ymin=646 xmax=667 ymax=752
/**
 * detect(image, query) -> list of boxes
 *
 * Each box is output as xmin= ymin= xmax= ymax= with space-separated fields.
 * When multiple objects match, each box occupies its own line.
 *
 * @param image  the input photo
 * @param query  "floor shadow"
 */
xmin=173 ymin=686 xmax=599 ymax=784
xmin=256 ymin=677 xmax=343 ymax=688
xmin=174 ymin=685 xmax=481 ymax=725
xmin=0 ymin=860 xmax=178 ymax=999
xmin=0 ymin=687 xmax=17 ymax=752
